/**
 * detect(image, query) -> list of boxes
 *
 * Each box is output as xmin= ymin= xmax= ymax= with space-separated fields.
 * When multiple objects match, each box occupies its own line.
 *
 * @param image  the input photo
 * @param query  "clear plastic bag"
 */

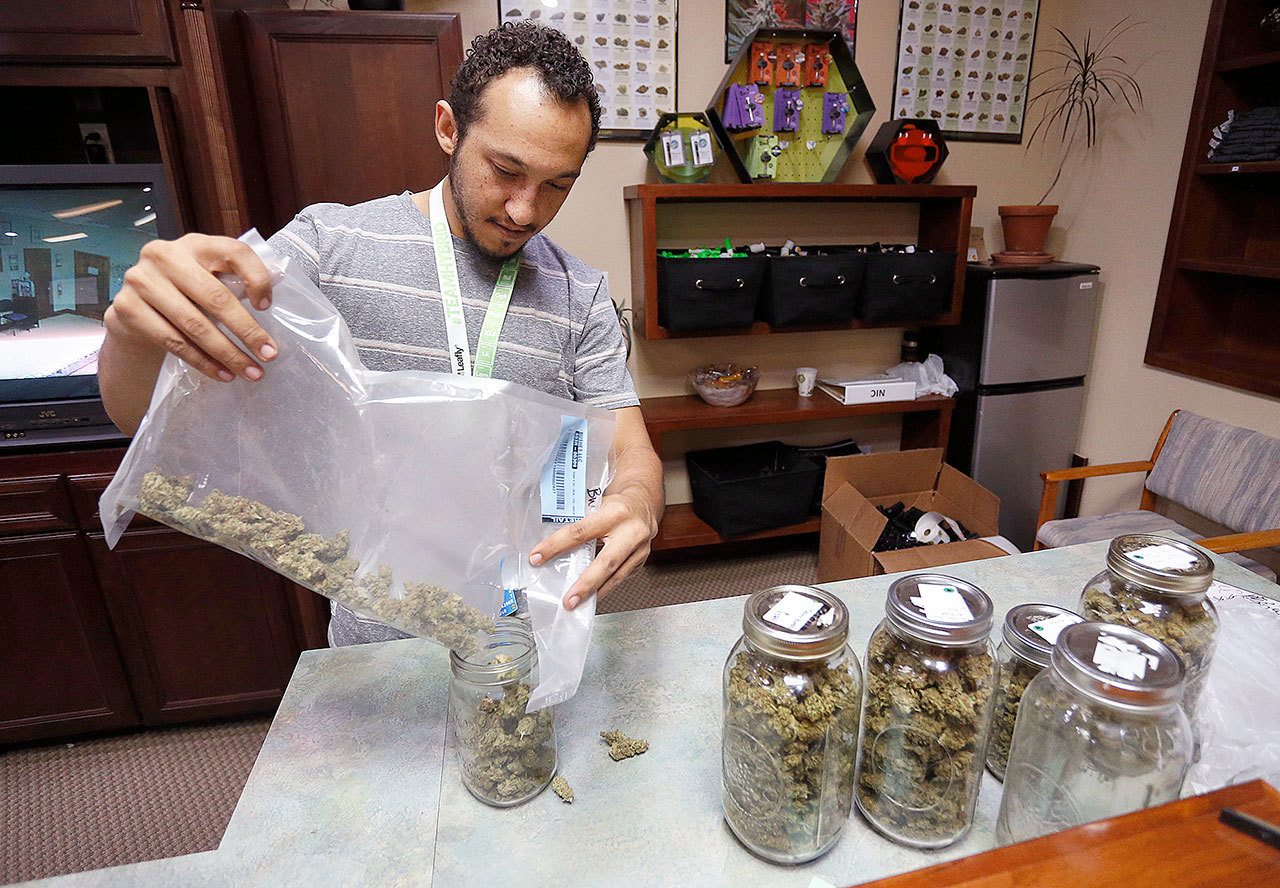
xmin=1184 ymin=580 xmax=1280 ymax=794
xmin=886 ymin=353 xmax=958 ymax=397
xmin=100 ymin=231 xmax=615 ymax=710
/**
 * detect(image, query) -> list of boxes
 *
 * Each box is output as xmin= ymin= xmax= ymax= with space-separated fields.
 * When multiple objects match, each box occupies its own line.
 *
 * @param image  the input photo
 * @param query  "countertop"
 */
xmin=19 ymin=538 xmax=1280 ymax=887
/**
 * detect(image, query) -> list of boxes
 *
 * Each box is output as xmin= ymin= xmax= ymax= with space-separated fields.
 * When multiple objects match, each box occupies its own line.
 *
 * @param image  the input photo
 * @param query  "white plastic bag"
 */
xmin=887 ymin=353 xmax=958 ymax=397
xmin=100 ymin=231 xmax=615 ymax=710
xmin=1185 ymin=580 xmax=1280 ymax=794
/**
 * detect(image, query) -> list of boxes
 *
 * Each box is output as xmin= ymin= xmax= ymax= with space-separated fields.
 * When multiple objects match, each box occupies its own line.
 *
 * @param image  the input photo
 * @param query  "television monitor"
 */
xmin=0 ymin=163 xmax=180 ymax=448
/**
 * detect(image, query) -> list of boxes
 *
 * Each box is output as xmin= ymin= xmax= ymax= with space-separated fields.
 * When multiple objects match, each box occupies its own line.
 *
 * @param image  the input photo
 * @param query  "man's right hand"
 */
xmin=100 ymin=233 xmax=280 ymax=434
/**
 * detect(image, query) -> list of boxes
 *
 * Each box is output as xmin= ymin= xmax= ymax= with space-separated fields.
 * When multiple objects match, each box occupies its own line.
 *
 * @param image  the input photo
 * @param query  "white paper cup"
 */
xmin=796 ymin=367 xmax=817 ymax=397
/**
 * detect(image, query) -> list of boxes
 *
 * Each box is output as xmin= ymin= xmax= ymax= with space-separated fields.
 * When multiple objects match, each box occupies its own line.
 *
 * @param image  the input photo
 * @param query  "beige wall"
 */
xmin=408 ymin=0 xmax=1280 ymax=515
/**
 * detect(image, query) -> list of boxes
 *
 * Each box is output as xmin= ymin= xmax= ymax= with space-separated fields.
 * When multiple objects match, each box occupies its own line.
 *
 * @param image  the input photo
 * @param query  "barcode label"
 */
xmin=541 ymin=416 xmax=589 ymax=524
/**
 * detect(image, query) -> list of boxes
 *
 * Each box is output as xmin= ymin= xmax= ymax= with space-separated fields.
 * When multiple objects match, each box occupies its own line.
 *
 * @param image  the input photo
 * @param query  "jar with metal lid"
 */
xmin=995 ymin=621 xmax=1193 ymax=845
xmin=722 ymin=584 xmax=863 ymax=864
xmin=855 ymin=574 xmax=997 ymax=848
xmin=986 ymin=603 xmax=1084 ymax=781
xmin=449 ymin=619 xmax=556 ymax=807
xmin=1079 ymin=534 xmax=1218 ymax=718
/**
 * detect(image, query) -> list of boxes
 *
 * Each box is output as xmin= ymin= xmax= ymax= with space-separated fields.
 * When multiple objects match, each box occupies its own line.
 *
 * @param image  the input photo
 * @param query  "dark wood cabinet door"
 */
xmin=87 ymin=528 xmax=302 ymax=725
xmin=0 ymin=534 xmax=139 ymax=745
xmin=239 ymin=10 xmax=463 ymax=232
xmin=0 ymin=0 xmax=175 ymax=64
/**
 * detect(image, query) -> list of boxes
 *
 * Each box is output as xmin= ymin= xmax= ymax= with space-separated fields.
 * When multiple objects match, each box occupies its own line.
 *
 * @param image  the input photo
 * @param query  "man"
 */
xmin=98 ymin=22 xmax=664 ymax=644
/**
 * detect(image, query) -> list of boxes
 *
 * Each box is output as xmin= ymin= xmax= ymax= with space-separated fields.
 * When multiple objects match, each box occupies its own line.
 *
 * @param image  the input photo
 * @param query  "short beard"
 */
xmin=448 ymin=151 xmax=522 ymax=262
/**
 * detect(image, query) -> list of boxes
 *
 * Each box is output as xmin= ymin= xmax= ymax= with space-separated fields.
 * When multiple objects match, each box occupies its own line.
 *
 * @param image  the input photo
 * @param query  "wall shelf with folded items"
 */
xmin=622 ymin=182 xmax=975 ymax=340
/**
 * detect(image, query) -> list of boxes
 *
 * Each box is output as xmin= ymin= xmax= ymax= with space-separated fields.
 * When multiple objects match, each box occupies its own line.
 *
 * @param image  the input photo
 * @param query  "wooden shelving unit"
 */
xmin=623 ymin=182 xmax=976 ymax=341
xmin=1145 ymin=0 xmax=1280 ymax=398
xmin=643 ymin=390 xmax=954 ymax=551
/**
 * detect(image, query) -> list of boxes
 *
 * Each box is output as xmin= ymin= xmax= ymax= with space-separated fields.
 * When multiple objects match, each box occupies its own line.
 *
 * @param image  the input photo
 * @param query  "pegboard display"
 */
xmin=706 ymin=27 xmax=875 ymax=183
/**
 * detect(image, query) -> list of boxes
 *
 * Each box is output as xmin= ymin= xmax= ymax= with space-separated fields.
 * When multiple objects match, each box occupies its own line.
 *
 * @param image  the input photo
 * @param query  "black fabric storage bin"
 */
xmin=858 ymin=250 xmax=956 ymax=324
xmin=657 ymin=254 xmax=767 ymax=332
xmin=784 ymin=439 xmax=864 ymax=514
xmin=761 ymin=250 xmax=866 ymax=326
xmin=686 ymin=441 xmax=822 ymax=537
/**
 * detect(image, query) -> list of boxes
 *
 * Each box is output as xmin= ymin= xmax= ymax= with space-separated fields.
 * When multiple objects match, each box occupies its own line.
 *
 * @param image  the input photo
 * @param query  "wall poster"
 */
xmin=498 ymin=0 xmax=678 ymax=140
xmin=890 ymin=0 xmax=1039 ymax=142
xmin=724 ymin=0 xmax=858 ymax=63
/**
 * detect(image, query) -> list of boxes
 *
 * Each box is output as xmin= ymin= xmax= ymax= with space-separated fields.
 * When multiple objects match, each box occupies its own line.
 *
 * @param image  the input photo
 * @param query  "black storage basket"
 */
xmin=761 ymin=249 xmax=866 ymax=326
xmin=784 ymin=439 xmax=864 ymax=514
xmin=686 ymin=441 xmax=822 ymax=537
xmin=858 ymin=250 xmax=956 ymax=324
xmin=657 ymin=253 xmax=767 ymax=333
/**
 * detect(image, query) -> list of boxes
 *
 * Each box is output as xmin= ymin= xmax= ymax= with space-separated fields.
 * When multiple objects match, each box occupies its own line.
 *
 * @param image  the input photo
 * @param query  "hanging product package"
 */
xmin=99 ymin=231 xmax=616 ymax=711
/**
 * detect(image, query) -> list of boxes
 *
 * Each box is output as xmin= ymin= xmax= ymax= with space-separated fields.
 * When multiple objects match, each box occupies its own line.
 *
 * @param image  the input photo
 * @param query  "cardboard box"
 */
xmin=817 ymin=448 xmax=1005 ymax=582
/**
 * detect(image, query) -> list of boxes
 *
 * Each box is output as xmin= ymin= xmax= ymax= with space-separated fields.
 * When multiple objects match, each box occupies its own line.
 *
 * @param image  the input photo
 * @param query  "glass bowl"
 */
xmin=690 ymin=364 xmax=759 ymax=407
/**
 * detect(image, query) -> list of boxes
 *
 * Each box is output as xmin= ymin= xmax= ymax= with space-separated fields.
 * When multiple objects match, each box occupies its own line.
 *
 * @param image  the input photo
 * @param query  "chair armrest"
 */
xmin=1040 ymin=460 xmax=1155 ymax=483
xmin=1199 ymin=530 xmax=1280 ymax=554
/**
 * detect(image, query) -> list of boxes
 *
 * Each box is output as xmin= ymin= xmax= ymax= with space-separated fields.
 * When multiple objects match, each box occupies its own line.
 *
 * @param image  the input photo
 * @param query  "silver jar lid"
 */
xmin=1051 ymin=622 xmax=1185 ymax=710
xmin=885 ymin=574 xmax=994 ymax=646
xmin=449 ymin=618 xmax=535 ymax=685
xmin=1002 ymin=603 xmax=1084 ymax=668
xmin=1106 ymin=534 xmax=1213 ymax=595
xmin=743 ymin=584 xmax=849 ymax=661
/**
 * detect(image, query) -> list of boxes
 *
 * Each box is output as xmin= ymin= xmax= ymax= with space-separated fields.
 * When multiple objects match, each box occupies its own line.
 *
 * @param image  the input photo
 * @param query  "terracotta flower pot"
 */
xmin=997 ymin=204 xmax=1059 ymax=254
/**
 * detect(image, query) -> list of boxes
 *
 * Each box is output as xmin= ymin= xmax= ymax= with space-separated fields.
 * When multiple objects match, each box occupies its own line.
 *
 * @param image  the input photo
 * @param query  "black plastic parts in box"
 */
xmin=657 ymin=253 xmax=767 ymax=332
xmin=761 ymin=249 xmax=866 ymax=326
xmin=858 ymin=249 xmax=956 ymax=324
xmin=686 ymin=441 xmax=822 ymax=537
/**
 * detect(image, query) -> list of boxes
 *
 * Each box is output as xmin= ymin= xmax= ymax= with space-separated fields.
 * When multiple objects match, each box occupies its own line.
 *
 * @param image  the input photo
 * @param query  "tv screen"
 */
xmin=0 ymin=164 xmax=180 ymax=405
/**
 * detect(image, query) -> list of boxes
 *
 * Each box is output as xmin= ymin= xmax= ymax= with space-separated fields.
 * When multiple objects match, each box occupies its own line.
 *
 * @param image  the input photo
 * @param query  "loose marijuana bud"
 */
xmin=857 ymin=630 xmax=994 ymax=844
xmin=1082 ymin=581 xmax=1216 ymax=713
xmin=136 ymin=471 xmax=493 ymax=655
xmin=722 ymin=650 xmax=859 ymax=857
xmin=551 ymin=775 xmax=574 ymax=803
xmin=600 ymin=730 xmax=649 ymax=761
xmin=456 ymin=674 xmax=556 ymax=804
xmin=987 ymin=656 xmax=1040 ymax=779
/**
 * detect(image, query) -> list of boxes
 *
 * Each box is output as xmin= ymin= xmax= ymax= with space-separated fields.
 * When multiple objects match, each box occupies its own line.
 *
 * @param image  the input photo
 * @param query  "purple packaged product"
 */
xmin=742 ymin=83 xmax=765 ymax=130
xmin=723 ymin=84 xmax=743 ymax=130
xmin=774 ymin=88 xmax=803 ymax=133
xmin=822 ymin=92 xmax=850 ymax=135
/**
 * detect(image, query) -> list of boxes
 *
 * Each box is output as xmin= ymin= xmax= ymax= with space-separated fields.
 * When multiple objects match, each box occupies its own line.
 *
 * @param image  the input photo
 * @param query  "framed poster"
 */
xmin=725 ymin=0 xmax=857 ymax=63
xmin=499 ymin=0 xmax=677 ymax=140
xmin=890 ymin=0 xmax=1039 ymax=142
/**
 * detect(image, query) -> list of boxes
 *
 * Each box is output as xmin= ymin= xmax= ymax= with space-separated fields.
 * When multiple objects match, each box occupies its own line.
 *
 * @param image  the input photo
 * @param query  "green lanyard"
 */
xmin=428 ymin=181 xmax=521 ymax=378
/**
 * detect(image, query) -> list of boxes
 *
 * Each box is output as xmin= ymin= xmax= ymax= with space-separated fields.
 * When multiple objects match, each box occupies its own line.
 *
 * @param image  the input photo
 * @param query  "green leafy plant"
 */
xmin=1026 ymin=18 xmax=1145 ymax=204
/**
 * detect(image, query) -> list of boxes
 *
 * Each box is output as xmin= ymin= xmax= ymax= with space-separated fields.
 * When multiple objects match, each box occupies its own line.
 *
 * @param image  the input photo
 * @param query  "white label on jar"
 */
xmin=1125 ymin=544 xmax=1199 ymax=571
xmin=764 ymin=591 xmax=827 ymax=632
xmin=911 ymin=583 xmax=974 ymax=623
xmin=1093 ymin=633 xmax=1160 ymax=680
xmin=1028 ymin=612 xmax=1081 ymax=645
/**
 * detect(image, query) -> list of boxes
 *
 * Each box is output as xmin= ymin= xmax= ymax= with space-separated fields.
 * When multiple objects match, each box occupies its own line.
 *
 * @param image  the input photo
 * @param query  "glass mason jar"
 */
xmin=722 ymin=584 xmax=864 ymax=865
xmin=449 ymin=619 xmax=556 ymax=807
xmin=996 ymin=622 xmax=1193 ymax=845
xmin=987 ymin=603 xmax=1084 ymax=781
xmin=855 ymin=574 xmax=997 ymax=849
xmin=1079 ymin=534 xmax=1218 ymax=720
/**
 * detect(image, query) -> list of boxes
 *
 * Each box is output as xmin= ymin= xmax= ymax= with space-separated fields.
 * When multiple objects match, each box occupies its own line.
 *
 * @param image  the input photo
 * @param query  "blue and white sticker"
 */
xmin=541 ymin=416 xmax=588 ymax=524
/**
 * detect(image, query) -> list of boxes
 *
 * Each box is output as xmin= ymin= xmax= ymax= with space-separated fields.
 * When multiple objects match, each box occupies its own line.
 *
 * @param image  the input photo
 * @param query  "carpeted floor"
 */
xmin=1 ymin=544 xmax=815 ymax=884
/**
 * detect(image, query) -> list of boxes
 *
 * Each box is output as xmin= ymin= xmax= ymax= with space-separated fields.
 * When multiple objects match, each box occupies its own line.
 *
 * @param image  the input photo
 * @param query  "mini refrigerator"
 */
xmin=923 ymin=262 xmax=1101 ymax=551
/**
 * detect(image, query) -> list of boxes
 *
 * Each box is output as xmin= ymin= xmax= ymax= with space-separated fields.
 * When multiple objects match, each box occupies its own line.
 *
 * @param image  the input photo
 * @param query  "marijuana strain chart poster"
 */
xmin=891 ymin=0 xmax=1039 ymax=142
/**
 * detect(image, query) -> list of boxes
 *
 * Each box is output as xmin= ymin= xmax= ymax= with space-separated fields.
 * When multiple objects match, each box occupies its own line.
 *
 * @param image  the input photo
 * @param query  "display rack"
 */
xmin=642 ymin=390 xmax=954 ymax=551
xmin=623 ymin=182 xmax=975 ymax=341
xmin=1145 ymin=0 xmax=1280 ymax=397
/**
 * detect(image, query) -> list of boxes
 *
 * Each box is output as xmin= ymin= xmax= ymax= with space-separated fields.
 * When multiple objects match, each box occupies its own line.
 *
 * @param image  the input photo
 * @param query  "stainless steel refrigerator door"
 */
xmin=980 ymin=274 xmax=1100 ymax=386
xmin=971 ymin=383 xmax=1088 ymax=551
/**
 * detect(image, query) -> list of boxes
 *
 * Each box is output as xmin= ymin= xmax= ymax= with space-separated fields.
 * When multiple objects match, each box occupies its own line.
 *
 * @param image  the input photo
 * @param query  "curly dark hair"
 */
xmin=448 ymin=21 xmax=601 ymax=154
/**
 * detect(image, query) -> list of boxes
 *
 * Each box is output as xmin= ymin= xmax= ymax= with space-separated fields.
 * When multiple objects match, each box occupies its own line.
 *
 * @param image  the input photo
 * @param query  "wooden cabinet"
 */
xmin=88 ymin=529 xmax=301 ymax=725
xmin=0 ymin=0 xmax=175 ymax=65
xmin=0 ymin=534 xmax=139 ymax=744
xmin=0 ymin=447 xmax=327 ymax=746
xmin=1145 ymin=0 xmax=1280 ymax=397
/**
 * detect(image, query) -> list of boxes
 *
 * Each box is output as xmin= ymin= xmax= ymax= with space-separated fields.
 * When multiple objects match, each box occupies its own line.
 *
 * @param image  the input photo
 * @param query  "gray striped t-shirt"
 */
xmin=265 ymin=192 xmax=638 ymax=646
xmin=267 ymin=191 xmax=638 ymax=409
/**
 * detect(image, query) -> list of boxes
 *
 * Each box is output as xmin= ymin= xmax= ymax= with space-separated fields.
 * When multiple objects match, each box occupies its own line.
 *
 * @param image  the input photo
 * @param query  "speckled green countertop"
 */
xmin=18 ymin=538 xmax=1279 ymax=887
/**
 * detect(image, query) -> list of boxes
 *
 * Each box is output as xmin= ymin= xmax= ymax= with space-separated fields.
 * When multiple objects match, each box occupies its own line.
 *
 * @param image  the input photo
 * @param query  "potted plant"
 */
xmin=997 ymin=19 xmax=1144 ymax=262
